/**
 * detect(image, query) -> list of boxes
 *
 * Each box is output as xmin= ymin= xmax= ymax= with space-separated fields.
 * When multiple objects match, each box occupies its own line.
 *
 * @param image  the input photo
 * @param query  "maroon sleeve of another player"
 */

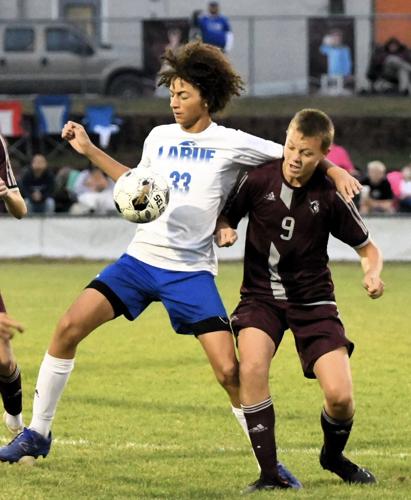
xmin=0 ymin=134 xmax=18 ymax=189
xmin=330 ymin=192 xmax=369 ymax=247
xmin=221 ymin=170 xmax=251 ymax=229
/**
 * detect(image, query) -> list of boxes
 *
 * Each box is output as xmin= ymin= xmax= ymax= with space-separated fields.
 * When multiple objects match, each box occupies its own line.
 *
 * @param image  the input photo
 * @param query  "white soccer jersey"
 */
xmin=126 ymin=122 xmax=283 ymax=274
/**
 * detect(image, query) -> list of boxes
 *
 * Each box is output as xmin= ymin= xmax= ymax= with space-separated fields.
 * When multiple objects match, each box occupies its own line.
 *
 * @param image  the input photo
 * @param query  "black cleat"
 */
xmin=320 ymin=446 xmax=377 ymax=484
xmin=242 ymin=464 xmax=302 ymax=494
xmin=242 ymin=475 xmax=291 ymax=494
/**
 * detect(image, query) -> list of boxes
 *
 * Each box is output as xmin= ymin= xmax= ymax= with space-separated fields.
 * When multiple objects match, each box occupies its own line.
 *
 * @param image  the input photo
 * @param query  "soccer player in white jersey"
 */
xmin=0 ymin=42 xmax=359 ymax=486
xmin=0 ymin=133 xmax=27 ymax=437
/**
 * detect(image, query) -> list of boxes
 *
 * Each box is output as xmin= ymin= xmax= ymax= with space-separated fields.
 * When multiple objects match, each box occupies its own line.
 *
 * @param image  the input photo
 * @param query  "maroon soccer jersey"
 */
xmin=223 ymin=160 xmax=369 ymax=303
xmin=0 ymin=134 xmax=18 ymax=189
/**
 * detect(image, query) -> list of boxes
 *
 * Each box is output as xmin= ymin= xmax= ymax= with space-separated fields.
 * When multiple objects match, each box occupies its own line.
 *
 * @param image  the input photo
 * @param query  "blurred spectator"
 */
xmin=367 ymin=37 xmax=411 ymax=95
xmin=20 ymin=154 xmax=55 ymax=214
xmin=196 ymin=2 xmax=233 ymax=52
xmin=320 ymin=29 xmax=352 ymax=78
xmin=53 ymin=166 xmax=79 ymax=213
xmin=326 ymin=143 xmax=357 ymax=174
xmin=189 ymin=10 xmax=203 ymax=41
xmin=69 ymin=165 xmax=115 ymax=215
xmin=320 ymin=29 xmax=352 ymax=95
xmin=398 ymin=165 xmax=411 ymax=212
xmin=359 ymin=160 xmax=395 ymax=215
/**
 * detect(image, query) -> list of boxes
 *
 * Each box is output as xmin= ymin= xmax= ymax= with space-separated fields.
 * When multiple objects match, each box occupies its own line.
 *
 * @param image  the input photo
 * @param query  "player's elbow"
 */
xmin=14 ymin=205 xmax=28 ymax=219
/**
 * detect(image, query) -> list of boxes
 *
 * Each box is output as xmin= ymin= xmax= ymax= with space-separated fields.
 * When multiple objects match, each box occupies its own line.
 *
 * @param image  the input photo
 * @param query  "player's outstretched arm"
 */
xmin=356 ymin=239 xmax=384 ymax=299
xmin=0 ymin=312 xmax=24 ymax=341
xmin=319 ymin=158 xmax=362 ymax=202
xmin=214 ymin=215 xmax=238 ymax=247
xmin=61 ymin=121 xmax=130 ymax=181
xmin=0 ymin=180 xmax=27 ymax=219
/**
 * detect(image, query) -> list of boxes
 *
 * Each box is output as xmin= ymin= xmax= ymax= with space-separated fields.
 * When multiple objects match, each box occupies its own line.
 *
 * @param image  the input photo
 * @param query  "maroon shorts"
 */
xmin=0 ymin=293 xmax=6 ymax=313
xmin=231 ymin=296 xmax=354 ymax=379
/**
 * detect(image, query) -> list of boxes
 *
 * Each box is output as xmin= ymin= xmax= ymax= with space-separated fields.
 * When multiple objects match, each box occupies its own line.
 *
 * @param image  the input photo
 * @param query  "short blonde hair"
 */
xmin=288 ymin=108 xmax=334 ymax=152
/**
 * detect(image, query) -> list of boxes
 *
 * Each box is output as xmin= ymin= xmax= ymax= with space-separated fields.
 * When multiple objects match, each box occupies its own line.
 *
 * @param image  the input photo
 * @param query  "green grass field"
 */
xmin=0 ymin=260 xmax=409 ymax=499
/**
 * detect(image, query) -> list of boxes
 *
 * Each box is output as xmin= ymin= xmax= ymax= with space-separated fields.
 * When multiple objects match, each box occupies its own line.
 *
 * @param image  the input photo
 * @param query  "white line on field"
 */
xmin=0 ymin=436 xmax=409 ymax=458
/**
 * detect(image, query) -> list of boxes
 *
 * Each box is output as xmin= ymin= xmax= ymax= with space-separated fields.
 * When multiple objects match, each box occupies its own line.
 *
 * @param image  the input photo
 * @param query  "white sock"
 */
xmin=29 ymin=353 xmax=75 ymax=438
xmin=231 ymin=405 xmax=250 ymax=442
xmin=231 ymin=405 xmax=261 ymax=471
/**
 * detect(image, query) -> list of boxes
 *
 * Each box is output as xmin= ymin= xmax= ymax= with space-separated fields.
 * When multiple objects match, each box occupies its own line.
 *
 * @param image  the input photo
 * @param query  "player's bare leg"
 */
xmin=198 ymin=331 xmax=240 ymax=406
xmin=198 ymin=330 xmax=259 ymax=468
xmin=31 ymin=288 xmax=115 ymax=434
xmin=314 ymin=346 xmax=354 ymax=420
xmin=0 ymin=289 xmax=115 ymax=464
xmin=238 ymin=328 xmax=274 ymax=405
xmin=48 ymin=288 xmax=115 ymax=359
xmin=314 ymin=347 xmax=376 ymax=484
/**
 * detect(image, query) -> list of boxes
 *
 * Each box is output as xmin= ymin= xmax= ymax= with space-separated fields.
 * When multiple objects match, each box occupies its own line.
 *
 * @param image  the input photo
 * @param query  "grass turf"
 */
xmin=0 ymin=260 xmax=409 ymax=499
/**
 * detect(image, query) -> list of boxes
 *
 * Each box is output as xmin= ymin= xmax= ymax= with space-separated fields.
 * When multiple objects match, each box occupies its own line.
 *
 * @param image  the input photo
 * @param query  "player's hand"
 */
xmin=214 ymin=216 xmax=238 ymax=247
xmin=61 ymin=121 xmax=94 ymax=156
xmin=363 ymin=273 xmax=384 ymax=299
xmin=334 ymin=169 xmax=362 ymax=202
xmin=0 ymin=313 xmax=24 ymax=341
xmin=0 ymin=178 xmax=9 ymax=199
xmin=214 ymin=227 xmax=238 ymax=247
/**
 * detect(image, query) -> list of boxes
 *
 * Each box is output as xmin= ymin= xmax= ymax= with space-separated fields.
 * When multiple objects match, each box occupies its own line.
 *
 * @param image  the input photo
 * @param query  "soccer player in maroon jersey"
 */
xmin=0 ymin=133 xmax=27 ymax=436
xmin=216 ymin=108 xmax=384 ymax=492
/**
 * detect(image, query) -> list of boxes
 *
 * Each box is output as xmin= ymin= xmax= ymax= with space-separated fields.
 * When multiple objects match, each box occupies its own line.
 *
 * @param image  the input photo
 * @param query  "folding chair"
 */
xmin=34 ymin=95 xmax=71 ymax=158
xmin=83 ymin=105 xmax=122 ymax=149
xmin=0 ymin=100 xmax=32 ymax=163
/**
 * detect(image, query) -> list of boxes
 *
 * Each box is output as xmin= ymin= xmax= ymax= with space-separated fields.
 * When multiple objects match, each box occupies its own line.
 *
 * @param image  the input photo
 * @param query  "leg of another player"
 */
xmin=197 ymin=331 xmax=253 ymax=444
xmin=197 ymin=330 xmax=240 ymax=406
xmin=0 ymin=340 xmax=23 ymax=435
xmin=314 ymin=347 xmax=376 ymax=484
xmin=30 ymin=288 xmax=116 ymax=437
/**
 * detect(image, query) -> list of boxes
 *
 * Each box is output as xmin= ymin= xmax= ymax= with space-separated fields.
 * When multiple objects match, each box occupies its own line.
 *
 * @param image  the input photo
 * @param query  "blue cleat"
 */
xmin=0 ymin=427 xmax=51 ymax=464
xmin=242 ymin=462 xmax=302 ymax=494
xmin=277 ymin=461 xmax=303 ymax=489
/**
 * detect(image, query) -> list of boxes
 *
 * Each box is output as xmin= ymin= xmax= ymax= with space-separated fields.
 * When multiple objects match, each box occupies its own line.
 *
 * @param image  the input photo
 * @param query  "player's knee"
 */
xmin=0 ymin=358 xmax=15 ymax=376
xmin=325 ymin=387 xmax=353 ymax=413
xmin=215 ymin=360 xmax=239 ymax=389
xmin=240 ymin=358 xmax=269 ymax=385
xmin=54 ymin=313 xmax=85 ymax=349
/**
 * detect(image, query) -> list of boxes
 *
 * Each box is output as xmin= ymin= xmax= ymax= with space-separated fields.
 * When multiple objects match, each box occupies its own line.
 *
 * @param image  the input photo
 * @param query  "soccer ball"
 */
xmin=113 ymin=169 xmax=170 ymax=223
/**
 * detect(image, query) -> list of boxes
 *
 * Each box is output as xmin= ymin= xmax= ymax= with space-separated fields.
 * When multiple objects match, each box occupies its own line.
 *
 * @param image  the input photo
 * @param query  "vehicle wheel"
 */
xmin=107 ymin=74 xmax=153 ymax=98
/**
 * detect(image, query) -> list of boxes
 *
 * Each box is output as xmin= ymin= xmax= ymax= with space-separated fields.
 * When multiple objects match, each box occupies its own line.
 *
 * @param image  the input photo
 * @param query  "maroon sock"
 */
xmin=242 ymin=397 xmax=278 ymax=480
xmin=0 ymin=366 xmax=22 ymax=416
xmin=321 ymin=408 xmax=353 ymax=458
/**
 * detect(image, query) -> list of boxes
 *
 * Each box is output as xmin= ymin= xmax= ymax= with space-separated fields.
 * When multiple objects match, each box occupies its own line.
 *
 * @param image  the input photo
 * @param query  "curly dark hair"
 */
xmin=158 ymin=41 xmax=244 ymax=113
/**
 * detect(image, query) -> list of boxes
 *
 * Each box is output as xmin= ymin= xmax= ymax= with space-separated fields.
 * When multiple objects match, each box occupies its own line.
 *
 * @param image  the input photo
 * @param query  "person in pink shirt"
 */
xmin=327 ymin=143 xmax=355 ymax=174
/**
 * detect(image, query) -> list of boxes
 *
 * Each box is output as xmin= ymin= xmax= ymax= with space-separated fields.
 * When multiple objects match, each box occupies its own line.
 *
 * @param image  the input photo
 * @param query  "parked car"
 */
xmin=0 ymin=21 xmax=154 ymax=97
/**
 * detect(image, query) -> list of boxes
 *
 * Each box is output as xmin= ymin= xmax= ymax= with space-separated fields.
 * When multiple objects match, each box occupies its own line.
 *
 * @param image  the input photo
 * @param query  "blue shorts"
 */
xmin=87 ymin=254 xmax=230 ymax=335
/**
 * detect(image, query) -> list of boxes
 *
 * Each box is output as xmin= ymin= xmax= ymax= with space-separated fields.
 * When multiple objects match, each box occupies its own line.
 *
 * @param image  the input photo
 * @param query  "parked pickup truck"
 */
xmin=0 ymin=21 xmax=154 ymax=97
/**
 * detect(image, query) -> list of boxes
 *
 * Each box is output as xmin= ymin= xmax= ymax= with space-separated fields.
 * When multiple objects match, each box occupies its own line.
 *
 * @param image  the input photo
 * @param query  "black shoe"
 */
xmin=242 ymin=473 xmax=293 ymax=494
xmin=320 ymin=446 xmax=377 ymax=484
